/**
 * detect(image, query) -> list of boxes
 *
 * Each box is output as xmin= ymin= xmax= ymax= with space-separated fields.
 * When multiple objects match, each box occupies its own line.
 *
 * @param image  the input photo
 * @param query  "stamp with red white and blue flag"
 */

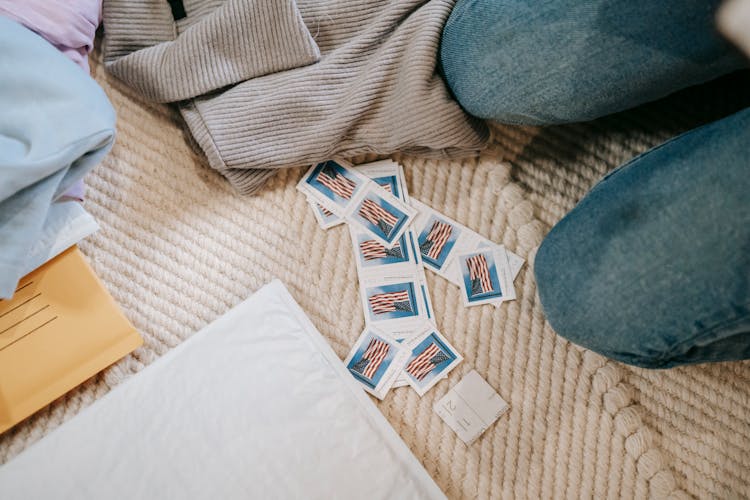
xmin=297 ymin=159 xmax=368 ymax=216
xmin=343 ymin=328 xmax=410 ymax=400
xmin=359 ymin=275 xmax=430 ymax=330
xmin=403 ymin=328 xmax=462 ymax=396
xmin=345 ymin=182 xmax=416 ymax=247
xmin=349 ymin=226 xmax=421 ymax=280
xmin=456 ymin=248 xmax=515 ymax=307
xmin=417 ymin=215 xmax=461 ymax=271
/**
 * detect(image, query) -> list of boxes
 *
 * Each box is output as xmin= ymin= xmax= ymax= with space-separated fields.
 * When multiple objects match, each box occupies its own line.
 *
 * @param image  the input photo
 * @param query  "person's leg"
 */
xmin=440 ymin=0 xmax=746 ymax=124
xmin=533 ymin=107 xmax=750 ymax=368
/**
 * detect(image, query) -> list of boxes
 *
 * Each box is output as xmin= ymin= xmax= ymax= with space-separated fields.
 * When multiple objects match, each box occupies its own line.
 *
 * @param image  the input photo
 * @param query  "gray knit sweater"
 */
xmin=102 ymin=0 xmax=489 ymax=194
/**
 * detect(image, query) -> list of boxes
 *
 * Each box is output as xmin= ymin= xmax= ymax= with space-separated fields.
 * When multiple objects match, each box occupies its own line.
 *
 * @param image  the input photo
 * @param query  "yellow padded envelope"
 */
xmin=0 ymin=247 xmax=142 ymax=433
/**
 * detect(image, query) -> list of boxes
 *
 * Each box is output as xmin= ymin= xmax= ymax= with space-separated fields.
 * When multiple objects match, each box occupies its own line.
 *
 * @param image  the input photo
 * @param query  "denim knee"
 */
xmin=440 ymin=0 xmax=744 ymax=125
xmin=534 ymin=108 xmax=750 ymax=368
xmin=534 ymin=231 xmax=675 ymax=369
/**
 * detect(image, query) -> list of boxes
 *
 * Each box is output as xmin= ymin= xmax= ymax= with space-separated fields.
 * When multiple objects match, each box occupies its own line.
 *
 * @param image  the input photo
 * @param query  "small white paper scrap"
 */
xmin=433 ymin=370 xmax=508 ymax=445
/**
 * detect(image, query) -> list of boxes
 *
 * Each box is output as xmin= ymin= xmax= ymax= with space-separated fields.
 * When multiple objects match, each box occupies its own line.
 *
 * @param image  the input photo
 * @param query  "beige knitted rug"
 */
xmin=1 ymin=51 xmax=749 ymax=498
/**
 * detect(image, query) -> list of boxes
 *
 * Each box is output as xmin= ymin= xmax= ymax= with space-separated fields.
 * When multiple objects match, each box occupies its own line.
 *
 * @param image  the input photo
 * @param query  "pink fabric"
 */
xmin=58 ymin=181 xmax=87 ymax=202
xmin=0 ymin=0 xmax=101 ymax=72
xmin=0 ymin=0 xmax=102 ymax=201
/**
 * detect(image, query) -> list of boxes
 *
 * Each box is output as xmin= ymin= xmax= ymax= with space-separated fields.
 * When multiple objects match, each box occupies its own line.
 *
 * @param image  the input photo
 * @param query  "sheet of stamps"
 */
xmin=300 ymin=158 xmax=528 ymax=400
xmin=350 ymin=161 xmax=436 ymax=346
xmin=344 ymin=328 xmax=410 ymax=400
xmin=411 ymin=199 xmax=524 ymax=305
xmin=403 ymin=328 xmax=462 ymax=396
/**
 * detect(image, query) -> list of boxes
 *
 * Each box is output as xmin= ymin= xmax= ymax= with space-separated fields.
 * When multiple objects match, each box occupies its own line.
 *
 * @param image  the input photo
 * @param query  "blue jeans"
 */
xmin=440 ymin=1 xmax=750 ymax=368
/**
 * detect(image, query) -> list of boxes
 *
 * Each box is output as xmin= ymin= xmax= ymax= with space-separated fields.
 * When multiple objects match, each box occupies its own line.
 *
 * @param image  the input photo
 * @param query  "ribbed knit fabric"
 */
xmin=102 ymin=0 xmax=490 ymax=195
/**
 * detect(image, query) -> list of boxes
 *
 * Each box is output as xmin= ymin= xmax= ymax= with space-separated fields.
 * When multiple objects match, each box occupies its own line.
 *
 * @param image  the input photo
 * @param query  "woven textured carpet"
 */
xmin=1 ymin=50 xmax=749 ymax=498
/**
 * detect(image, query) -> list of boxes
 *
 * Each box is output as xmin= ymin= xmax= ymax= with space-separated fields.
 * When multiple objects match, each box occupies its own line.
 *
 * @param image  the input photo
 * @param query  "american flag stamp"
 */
xmin=475 ymin=242 xmax=521 ymax=307
xmin=355 ymin=232 xmax=412 ymax=267
xmin=456 ymin=248 xmax=513 ymax=307
xmin=349 ymin=226 xmax=421 ymax=281
xmin=411 ymin=199 xmax=524 ymax=303
xmin=404 ymin=329 xmax=462 ymax=396
xmin=344 ymin=328 xmax=409 ymax=400
xmin=346 ymin=183 xmax=415 ymax=247
xmin=366 ymin=284 xmax=418 ymax=321
xmin=359 ymin=276 xmax=429 ymax=329
xmin=417 ymin=213 xmax=461 ymax=271
xmin=297 ymin=159 xmax=367 ymax=215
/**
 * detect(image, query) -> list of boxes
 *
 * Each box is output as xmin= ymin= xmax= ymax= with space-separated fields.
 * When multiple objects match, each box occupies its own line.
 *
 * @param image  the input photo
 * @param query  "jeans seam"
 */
xmin=599 ymin=108 xmax=750 ymax=188
xmin=656 ymin=300 xmax=750 ymax=364
xmin=597 ymin=132 xmax=685 ymax=185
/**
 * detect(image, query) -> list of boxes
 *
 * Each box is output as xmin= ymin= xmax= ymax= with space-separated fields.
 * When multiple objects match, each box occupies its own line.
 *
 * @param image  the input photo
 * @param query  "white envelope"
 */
xmin=0 ymin=280 xmax=445 ymax=500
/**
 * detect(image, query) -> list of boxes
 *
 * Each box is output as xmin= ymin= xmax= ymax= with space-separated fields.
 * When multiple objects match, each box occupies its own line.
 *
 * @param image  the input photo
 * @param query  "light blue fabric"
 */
xmin=534 ymin=109 xmax=750 ymax=368
xmin=440 ymin=0 xmax=746 ymax=124
xmin=0 ymin=17 xmax=115 ymax=298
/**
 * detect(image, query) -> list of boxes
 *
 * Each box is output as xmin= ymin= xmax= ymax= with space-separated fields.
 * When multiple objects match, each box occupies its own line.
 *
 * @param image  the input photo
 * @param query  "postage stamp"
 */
xmin=456 ymin=248 xmax=512 ymax=306
xmin=346 ymin=184 xmax=415 ymax=246
xmin=344 ymin=328 xmax=409 ymax=399
xmin=298 ymin=159 xmax=366 ymax=214
xmin=404 ymin=329 xmax=462 ymax=396
xmin=417 ymin=212 xmax=462 ymax=271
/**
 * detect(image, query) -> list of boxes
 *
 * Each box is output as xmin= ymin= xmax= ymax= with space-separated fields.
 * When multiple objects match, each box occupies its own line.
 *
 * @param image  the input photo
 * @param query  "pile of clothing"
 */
xmin=100 ymin=0 xmax=489 ymax=194
xmin=2 ymin=0 xmax=490 ymax=299
xmin=0 ymin=1 xmax=114 ymax=298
